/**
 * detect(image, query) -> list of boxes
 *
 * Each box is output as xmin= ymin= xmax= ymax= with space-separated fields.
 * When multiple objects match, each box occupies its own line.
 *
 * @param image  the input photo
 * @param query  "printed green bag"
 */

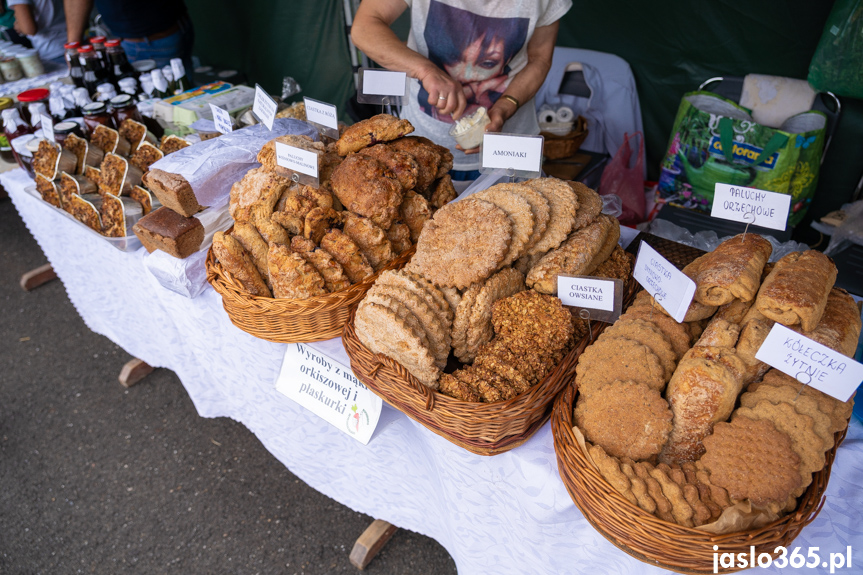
xmin=657 ymin=91 xmax=826 ymax=227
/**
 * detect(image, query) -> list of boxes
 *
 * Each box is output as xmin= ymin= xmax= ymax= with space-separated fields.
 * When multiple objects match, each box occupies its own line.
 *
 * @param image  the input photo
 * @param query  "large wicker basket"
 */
xmin=206 ymin=244 xmax=415 ymax=343
xmin=552 ymin=381 xmax=845 ymax=574
xmin=343 ymin=278 xmax=636 ymax=456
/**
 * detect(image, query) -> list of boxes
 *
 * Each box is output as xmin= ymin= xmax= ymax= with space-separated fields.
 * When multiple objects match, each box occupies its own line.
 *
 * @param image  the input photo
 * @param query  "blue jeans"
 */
xmin=121 ymin=13 xmax=194 ymax=84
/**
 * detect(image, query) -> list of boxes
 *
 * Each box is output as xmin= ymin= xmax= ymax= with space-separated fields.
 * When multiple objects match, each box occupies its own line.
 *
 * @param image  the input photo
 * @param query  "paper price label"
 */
xmin=755 ymin=323 xmax=863 ymax=402
xmin=632 ymin=241 xmax=696 ymax=323
xmin=276 ymin=343 xmax=382 ymax=445
xmin=303 ymin=97 xmax=338 ymax=130
xmin=711 ymin=183 xmax=791 ymax=231
xmin=558 ymin=275 xmax=623 ymax=324
xmin=40 ymin=114 xmax=54 ymax=142
xmin=362 ymin=69 xmax=407 ymax=97
xmin=209 ymin=104 xmax=233 ymax=134
xmin=253 ymin=83 xmax=277 ymax=131
xmin=275 ymin=141 xmax=319 ymax=178
xmin=481 ymin=133 xmax=543 ymax=173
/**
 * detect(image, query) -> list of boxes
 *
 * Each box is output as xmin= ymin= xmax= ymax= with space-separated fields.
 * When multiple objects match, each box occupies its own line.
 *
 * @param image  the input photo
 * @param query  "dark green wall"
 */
xmin=186 ymin=0 xmax=861 ymax=243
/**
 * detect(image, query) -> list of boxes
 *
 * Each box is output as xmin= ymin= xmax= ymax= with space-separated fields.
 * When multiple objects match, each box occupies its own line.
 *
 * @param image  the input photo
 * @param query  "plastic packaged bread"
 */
xmin=142 ymin=169 xmax=205 ymax=217
xmin=754 ymin=250 xmax=837 ymax=332
xmin=132 ymin=206 xmax=205 ymax=258
xmin=693 ymin=233 xmax=773 ymax=306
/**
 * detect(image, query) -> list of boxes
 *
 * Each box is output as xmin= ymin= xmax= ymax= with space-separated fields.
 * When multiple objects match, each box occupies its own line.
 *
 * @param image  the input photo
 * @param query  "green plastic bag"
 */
xmin=657 ymin=92 xmax=826 ymax=227
xmin=809 ymin=0 xmax=863 ymax=99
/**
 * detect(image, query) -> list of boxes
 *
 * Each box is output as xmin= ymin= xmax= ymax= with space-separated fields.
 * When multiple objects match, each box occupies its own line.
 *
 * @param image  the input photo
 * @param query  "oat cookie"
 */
xmin=569 ymin=181 xmax=603 ymax=231
xmin=524 ymin=177 xmax=578 ymax=255
xmin=472 ymin=187 xmax=535 ymax=266
xmin=375 ymin=270 xmax=453 ymax=333
xmin=590 ymin=444 xmax=638 ymax=506
xmin=464 ymin=268 xmax=525 ymax=362
xmin=452 ymin=282 xmax=482 ymax=362
xmin=575 ymin=338 xmax=666 ymax=397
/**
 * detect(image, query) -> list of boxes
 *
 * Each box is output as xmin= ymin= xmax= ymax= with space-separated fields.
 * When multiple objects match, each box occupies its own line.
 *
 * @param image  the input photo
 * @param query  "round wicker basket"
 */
xmin=551 ymin=381 xmax=846 ymax=573
xmin=343 ymin=293 xmax=621 ymax=456
xmin=206 ymin=243 xmax=415 ymax=344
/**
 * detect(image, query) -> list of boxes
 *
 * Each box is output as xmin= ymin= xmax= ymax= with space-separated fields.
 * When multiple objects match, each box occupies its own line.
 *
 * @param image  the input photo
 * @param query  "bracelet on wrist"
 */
xmin=500 ymin=94 xmax=520 ymax=110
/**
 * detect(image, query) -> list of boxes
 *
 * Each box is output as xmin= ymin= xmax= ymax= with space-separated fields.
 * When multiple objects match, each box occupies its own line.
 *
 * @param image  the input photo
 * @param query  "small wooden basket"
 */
xmin=551 ymin=382 xmax=844 ymax=573
xmin=541 ymin=115 xmax=588 ymax=160
xmin=206 ymin=244 xmax=415 ymax=344
xmin=342 ymin=285 xmax=628 ymax=456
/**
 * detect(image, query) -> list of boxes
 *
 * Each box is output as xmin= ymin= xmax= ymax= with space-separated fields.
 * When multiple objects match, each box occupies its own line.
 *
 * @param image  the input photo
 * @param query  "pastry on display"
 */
xmin=212 ymin=231 xmax=271 ymax=297
xmin=335 ymin=113 xmax=415 ymax=156
xmin=63 ymin=133 xmax=103 ymax=174
xmin=133 ymin=206 xmax=204 ymax=258
xmin=572 ymin=233 xmax=857 ymax=530
xmin=35 ymin=173 xmax=62 ymax=208
xmin=129 ymin=142 xmax=164 ymax=173
xmin=91 ymin=124 xmax=131 ymax=156
xmin=33 ymin=140 xmax=76 ymax=180
xmin=159 ymin=134 xmax=190 ymax=155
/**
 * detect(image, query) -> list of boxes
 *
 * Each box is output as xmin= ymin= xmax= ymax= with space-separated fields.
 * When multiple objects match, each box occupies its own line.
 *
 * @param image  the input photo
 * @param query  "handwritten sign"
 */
xmin=632 ymin=241 xmax=695 ymax=323
xmin=362 ymin=69 xmax=407 ymax=97
xmin=40 ymin=114 xmax=54 ymax=142
xmin=755 ymin=323 xmax=863 ymax=402
xmin=275 ymin=141 xmax=319 ymax=179
xmin=252 ymin=83 xmax=277 ymax=131
xmin=276 ymin=343 xmax=382 ymax=444
xmin=558 ymin=275 xmax=623 ymax=323
xmin=209 ymin=104 xmax=233 ymax=134
xmin=481 ymin=133 xmax=543 ymax=173
xmin=711 ymin=184 xmax=791 ymax=231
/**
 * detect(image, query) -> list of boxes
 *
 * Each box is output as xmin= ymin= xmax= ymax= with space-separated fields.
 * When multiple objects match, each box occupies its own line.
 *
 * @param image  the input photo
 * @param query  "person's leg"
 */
xmin=121 ymin=13 xmax=194 ymax=82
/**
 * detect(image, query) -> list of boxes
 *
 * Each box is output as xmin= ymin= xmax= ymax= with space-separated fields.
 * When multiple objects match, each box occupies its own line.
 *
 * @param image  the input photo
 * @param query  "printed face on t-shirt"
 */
xmin=421 ymin=1 xmax=528 ymax=123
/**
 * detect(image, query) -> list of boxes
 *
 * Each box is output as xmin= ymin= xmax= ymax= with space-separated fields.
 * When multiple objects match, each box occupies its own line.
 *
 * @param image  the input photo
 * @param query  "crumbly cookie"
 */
xmin=453 ymin=365 xmax=503 ymax=402
xmin=464 ymin=268 xmax=526 ymax=362
xmin=619 ymin=461 xmax=657 ymax=513
xmin=569 ymin=181 xmax=603 ymax=231
xmin=750 ymin=369 xmax=852 ymax=434
xmin=267 ymin=245 xmax=327 ymax=299
xmin=320 ymin=229 xmax=374 ymax=284
xmin=473 ymin=345 xmax=532 ymax=394
xmin=439 ymin=286 xmax=462 ymax=316
xmin=574 ymin=380 xmax=673 ymax=460
xmin=649 ymin=466 xmax=694 ymax=527
xmin=523 ymin=177 xmax=578 ymax=255
xmin=740 ymin=385 xmax=833 ymax=451
xmin=620 ymin=307 xmax=692 ymax=359
xmin=335 ymin=114 xmax=414 ymax=155
xmin=682 ymin=483 xmax=712 ymax=526
xmin=355 ymin=300 xmax=439 ymax=388
xmin=471 ymin=187 xmax=535 ymax=266
xmin=701 ymin=416 xmax=802 ymax=506
xmin=375 ymin=270 xmax=453 ymax=332
xmin=598 ymin=318 xmax=677 ymax=381
xmin=590 ymin=444 xmax=638 ymax=506
xmin=343 ymin=212 xmax=395 ymax=271
xmin=591 ymin=245 xmax=634 ymax=282
xmin=406 ymin=198 xmax=512 ymax=289
xmin=399 ymin=190 xmax=432 ymax=243
xmin=489 ymin=182 xmax=550 ymax=254
xmin=634 ymin=461 xmax=675 ymax=523
xmin=452 ymin=282 xmax=482 ymax=362
xmin=438 ymin=372 xmax=481 ymax=402
xmin=386 ymin=221 xmax=413 ymax=255
xmin=575 ymin=338 xmax=666 ymax=397
xmin=491 ymin=290 xmax=575 ymax=354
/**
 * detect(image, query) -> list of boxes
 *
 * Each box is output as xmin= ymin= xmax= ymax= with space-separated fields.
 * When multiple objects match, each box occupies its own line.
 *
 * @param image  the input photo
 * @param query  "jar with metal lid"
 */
xmin=16 ymin=48 xmax=44 ymax=78
xmin=78 ymin=45 xmax=109 ymax=97
xmin=3 ymin=108 xmax=34 ymax=167
xmin=82 ymin=101 xmax=114 ymax=133
xmin=64 ymin=41 xmax=84 ymax=88
xmin=89 ymin=36 xmax=110 ymax=75
xmin=110 ymin=94 xmax=142 ymax=125
xmin=96 ymin=83 xmax=117 ymax=102
xmin=0 ymin=97 xmax=14 ymax=162
xmin=27 ymin=102 xmax=48 ymax=129
xmin=17 ymin=88 xmax=50 ymax=125
xmin=53 ymin=121 xmax=83 ymax=145
xmin=0 ymin=56 xmax=23 ymax=82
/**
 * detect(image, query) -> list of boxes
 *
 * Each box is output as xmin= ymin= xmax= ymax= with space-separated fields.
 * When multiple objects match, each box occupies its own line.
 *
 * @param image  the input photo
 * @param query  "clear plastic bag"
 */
xmin=599 ymin=131 xmax=645 ymax=226
xmin=825 ymin=199 xmax=863 ymax=256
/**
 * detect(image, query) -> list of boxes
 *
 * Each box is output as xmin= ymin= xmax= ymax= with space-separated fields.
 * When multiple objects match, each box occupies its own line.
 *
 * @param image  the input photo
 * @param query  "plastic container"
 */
xmin=448 ymin=106 xmax=491 ymax=149
xmin=16 ymin=48 xmax=44 ymax=78
xmin=0 ymin=56 xmax=23 ymax=82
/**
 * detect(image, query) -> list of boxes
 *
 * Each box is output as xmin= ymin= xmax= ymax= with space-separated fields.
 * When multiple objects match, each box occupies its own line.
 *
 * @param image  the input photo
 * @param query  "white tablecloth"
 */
xmin=5 ymin=167 xmax=862 ymax=575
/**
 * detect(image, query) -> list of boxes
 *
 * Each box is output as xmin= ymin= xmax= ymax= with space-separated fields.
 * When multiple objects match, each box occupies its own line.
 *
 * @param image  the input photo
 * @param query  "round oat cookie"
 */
xmin=473 ymin=346 xmax=531 ymax=395
xmin=524 ymin=177 xmax=578 ymax=256
xmin=620 ymin=307 xmax=692 ymax=359
xmin=490 ymin=182 xmax=550 ymax=254
xmin=361 ymin=293 xmax=432 ymax=356
xmin=570 ymin=181 xmax=603 ymax=231
xmin=375 ymin=269 xmax=452 ymax=331
xmin=355 ymin=301 xmax=440 ymax=388
xmin=575 ymin=337 xmax=666 ymax=397
xmin=598 ymin=318 xmax=678 ymax=381
xmin=439 ymin=286 xmax=462 ymax=316
xmin=575 ymin=380 xmax=673 ymax=460
xmin=740 ymin=385 xmax=833 ymax=452
xmin=701 ymin=416 xmax=802 ymax=506
xmin=471 ymin=187 xmax=535 ymax=266
xmin=367 ymin=283 xmax=451 ymax=369
xmin=403 ymin=270 xmax=455 ymax=325
xmin=405 ymin=197 xmax=512 ymax=289
xmin=464 ymin=268 xmax=526 ymax=362
xmin=452 ymin=282 xmax=482 ymax=362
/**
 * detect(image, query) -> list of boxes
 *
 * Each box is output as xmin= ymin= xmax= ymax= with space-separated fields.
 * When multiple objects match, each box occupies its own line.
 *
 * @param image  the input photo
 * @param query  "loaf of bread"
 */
xmin=132 ymin=206 xmax=204 ymax=258
xmin=796 ymin=287 xmax=862 ymax=358
xmin=694 ymin=233 xmax=772 ymax=306
xmin=755 ymin=250 xmax=837 ymax=332
xmin=142 ymin=169 xmax=205 ymax=217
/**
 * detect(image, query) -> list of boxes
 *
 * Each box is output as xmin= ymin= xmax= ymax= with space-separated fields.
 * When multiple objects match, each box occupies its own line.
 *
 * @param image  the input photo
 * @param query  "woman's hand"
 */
xmin=417 ymin=63 xmax=467 ymax=120
xmin=455 ymin=94 xmax=517 ymax=155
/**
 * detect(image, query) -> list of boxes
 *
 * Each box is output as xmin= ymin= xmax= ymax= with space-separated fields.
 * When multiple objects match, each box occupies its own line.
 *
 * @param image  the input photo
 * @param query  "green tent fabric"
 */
xmin=186 ymin=0 xmax=862 ymax=243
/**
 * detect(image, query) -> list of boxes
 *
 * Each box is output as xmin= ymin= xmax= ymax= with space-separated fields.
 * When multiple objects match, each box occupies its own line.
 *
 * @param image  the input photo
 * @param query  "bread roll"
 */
xmin=755 ymin=250 xmax=837 ymax=331
xmin=694 ymin=233 xmax=772 ymax=306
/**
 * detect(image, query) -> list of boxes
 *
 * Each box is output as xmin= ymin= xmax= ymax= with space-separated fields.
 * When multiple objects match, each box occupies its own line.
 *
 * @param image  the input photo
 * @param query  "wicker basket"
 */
xmin=552 ymin=382 xmax=845 ymax=574
xmin=541 ymin=115 xmax=588 ymax=160
xmin=343 ymin=278 xmax=637 ymax=456
xmin=206 ymin=243 xmax=415 ymax=343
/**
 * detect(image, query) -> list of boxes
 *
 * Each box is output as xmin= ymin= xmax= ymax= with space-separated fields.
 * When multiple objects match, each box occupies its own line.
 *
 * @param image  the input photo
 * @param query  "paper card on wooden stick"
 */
xmin=209 ymin=104 xmax=233 ymax=134
xmin=276 ymin=343 xmax=382 ymax=445
xmin=558 ymin=275 xmax=623 ymax=323
xmin=755 ymin=323 xmax=863 ymax=402
xmin=711 ymin=183 xmax=791 ymax=231
xmin=303 ymin=97 xmax=339 ymax=139
xmin=357 ymin=68 xmax=407 ymax=105
xmin=632 ymin=241 xmax=695 ymax=323
xmin=40 ymin=114 xmax=54 ymax=142
xmin=275 ymin=141 xmax=319 ymax=187
xmin=252 ymin=83 xmax=277 ymax=131
xmin=479 ymin=133 xmax=543 ymax=178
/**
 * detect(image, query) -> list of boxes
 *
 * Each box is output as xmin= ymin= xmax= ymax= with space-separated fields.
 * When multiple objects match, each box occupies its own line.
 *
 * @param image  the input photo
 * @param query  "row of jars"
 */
xmin=0 ymin=40 xmax=45 ymax=82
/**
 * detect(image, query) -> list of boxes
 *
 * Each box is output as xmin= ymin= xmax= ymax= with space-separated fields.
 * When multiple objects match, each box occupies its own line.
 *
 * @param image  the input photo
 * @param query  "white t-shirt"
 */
xmin=401 ymin=0 xmax=572 ymax=171
xmin=7 ymin=0 xmax=67 ymax=61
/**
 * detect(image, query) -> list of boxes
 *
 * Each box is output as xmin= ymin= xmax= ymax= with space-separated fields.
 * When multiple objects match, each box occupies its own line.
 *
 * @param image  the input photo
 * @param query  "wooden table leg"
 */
xmin=118 ymin=358 xmax=154 ymax=388
xmin=349 ymin=519 xmax=398 ymax=570
xmin=20 ymin=263 xmax=57 ymax=291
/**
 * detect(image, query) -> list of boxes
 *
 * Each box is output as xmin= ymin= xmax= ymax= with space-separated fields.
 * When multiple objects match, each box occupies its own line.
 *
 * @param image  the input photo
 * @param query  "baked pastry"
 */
xmin=755 ymin=250 xmax=837 ymax=331
xmin=336 ymin=114 xmax=415 ymax=156
xmin=91 ymin=125 xmax=131 ymax=156
xmin=342 ymin=212 xmax=395 ymax=270
xmin=65 ymin=194 xmax=101 ymax=231
xmin=58 ymin=172 xmax=96 ymax=207
xmin=399 ymin=190 xmax=431 ymax=242
xmin=212 ymin=231 xmax=271 ymax=296
xmin=568 ymin=181 xmax=602 ymax=231
xmin=33 ymin=140 xmax=77 ymax=180
xmin=118 ymin=118 xmax=153 ymax=151
xmin=133 ymin=207 xmax=204 ymax=259
xmin=129 ymin=185 xmax=154 ymax=215
xmin=386 ymin=221 xmax=412 ymax=254
xmin=523 ymin=178 xmax=579 ymax=255
xmin=99 ymin=153 xmax=143 ymax=197
xmin=357 ymin=143 xmax=419 ymax=191
xmin=35 ymin=174 xmax=62 ymax=208
xmin=388 ymin=135 xmax=451 ymax=192
xmin=292 ymin=238 xmax=352 ymax=293
xmin=320 ymin=228 xmax=374 ymax=283
xmin=231 ymin=221 xmax=271 ymax=281
xmin=429 ymin=174 xmax=458 ymax=209
xmin=159 ymin=134 xmax=190 ymax=155
xmin=64 ymin=132 xmax=103 ymax=174
xmin=267 ymin=243 xmax=327 ymax=299
xmin=129 ymin=141 xmax=164 ymax=172
xmin=693 ymin=233 xmax=773 ymax=306
xmin=330 ymin=153 xmax=404 ymax=230
xmin=795 ymin=287 xmax=861 ymax=357
xmin=99 ymin=193 xmax=128 ymax=237
xmin=472 ymin=187 xmax=535 ymax=266
xmin=143 ymin=169 xmax=205 ymax=217
xmin=303 ymin=207 xmax=342 ymax=245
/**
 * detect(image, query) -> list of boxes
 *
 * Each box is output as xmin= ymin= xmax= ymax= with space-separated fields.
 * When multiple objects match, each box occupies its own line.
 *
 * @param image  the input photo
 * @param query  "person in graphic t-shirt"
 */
xmin=352 ymin=0 xmax=572 ymax=176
